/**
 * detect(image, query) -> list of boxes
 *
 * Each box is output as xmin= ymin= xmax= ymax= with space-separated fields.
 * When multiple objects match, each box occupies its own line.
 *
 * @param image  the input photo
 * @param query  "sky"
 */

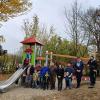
xmin=0 ymin=0 xmax=100 ymax=54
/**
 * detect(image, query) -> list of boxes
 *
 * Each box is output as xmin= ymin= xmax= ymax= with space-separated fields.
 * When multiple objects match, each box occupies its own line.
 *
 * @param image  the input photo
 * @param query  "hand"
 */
xmin=58 ymin=76 xmax=61 ymax=78
xmin=93 ymin=70 xmax=97 ymax=72
xmin=87 ymin=65 xmax=89 ymax=67
xmin=77 ymin=70 xmax=81 ymax=72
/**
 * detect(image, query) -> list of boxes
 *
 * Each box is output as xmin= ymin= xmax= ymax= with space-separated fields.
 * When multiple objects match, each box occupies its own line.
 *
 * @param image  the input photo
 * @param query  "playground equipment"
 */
xmin=0 ymin=67 xmax=26 ymax=93
xmin=41 ymin=51 xmax=89 ymax=65
xmin=20 ymin=36 xmax=43 ymax=66
xmin=0 ymin=36 xmax=44 ymax=93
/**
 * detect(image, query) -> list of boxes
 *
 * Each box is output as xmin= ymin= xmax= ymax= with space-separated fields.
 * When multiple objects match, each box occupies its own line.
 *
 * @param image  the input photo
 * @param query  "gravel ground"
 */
xmin=0 ymin=79 xmax=100 ymax=100
xmin=0 ymin=87 xmax=58 ymax=100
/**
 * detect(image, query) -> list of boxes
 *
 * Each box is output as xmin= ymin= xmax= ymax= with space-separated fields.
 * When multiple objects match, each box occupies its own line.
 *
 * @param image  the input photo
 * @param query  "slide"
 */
xmin=0 ymin=67 xmax=26 ymax=92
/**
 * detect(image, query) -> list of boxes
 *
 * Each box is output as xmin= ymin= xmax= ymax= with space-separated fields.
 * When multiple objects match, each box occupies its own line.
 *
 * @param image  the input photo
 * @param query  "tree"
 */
xmin=22 ymin=15 xmax=55 ymax=44
xmin=0 ymin=0 xmax=32 ymax=22
xmin=31 ymin=15 xmax=39 ymax=37
xmin=80 ymin=8 xmax=100 ymax=68
xmin=65 ymin=0 xmax=89 ymax=57
xmin=22 ymin=15 xmax=39 ymax=38
xmin=65 ymin=0 xmax=79 ymax=55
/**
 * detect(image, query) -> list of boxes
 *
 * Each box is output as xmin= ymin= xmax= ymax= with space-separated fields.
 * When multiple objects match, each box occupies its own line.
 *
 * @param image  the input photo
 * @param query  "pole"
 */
xmin=34 ymin=43 xmax=37 ymax=67
xmin=45 ymin=51 xmax=48 ymax=66
xmin=50 ymin=52 xmax=53 ymax=64
xmin=39 ymin=46 xmax=42 ymax=65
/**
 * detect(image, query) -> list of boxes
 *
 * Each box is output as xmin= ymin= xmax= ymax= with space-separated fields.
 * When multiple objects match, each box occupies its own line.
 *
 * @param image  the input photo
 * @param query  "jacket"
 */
xmin=40 ymin=66 xmax=50 ymax=77
xmin=56 ymin=67 xmax=64 ymax=79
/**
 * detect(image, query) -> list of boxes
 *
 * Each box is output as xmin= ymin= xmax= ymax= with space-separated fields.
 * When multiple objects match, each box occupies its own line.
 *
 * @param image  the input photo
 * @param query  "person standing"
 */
xmin=56 ymin=65 xmax=64 ymax=91
xmin=74 ymin=57 xmax=84 ymax=88
xmin=32 ymin=70 xmax=39 ymax=88
xmin=87 ymin=56 xmax=97 ymax=87
xmin=15 ymin=64 xmax=21 ymax=85
xmin=40 ymin=64 xmax=50 ymax=90
xmin=25 ymin=65 xmax=34 ymax=87
xmin=49 ymin=63 xmax=56 ymax=90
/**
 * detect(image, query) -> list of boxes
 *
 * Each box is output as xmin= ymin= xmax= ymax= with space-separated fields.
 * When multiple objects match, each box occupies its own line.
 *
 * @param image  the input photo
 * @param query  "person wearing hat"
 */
xmin=87 ymin=56 xmax=97 ymax=87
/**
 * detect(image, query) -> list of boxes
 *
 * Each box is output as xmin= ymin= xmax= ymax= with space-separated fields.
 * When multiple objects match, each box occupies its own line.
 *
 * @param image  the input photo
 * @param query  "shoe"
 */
xmin=69 ymin=87 xmax=72 ymax=89
xmin=76 ymin=86 xmax=80 ymax=88
xmin=88 ymin=85 xmax=94 ymax=88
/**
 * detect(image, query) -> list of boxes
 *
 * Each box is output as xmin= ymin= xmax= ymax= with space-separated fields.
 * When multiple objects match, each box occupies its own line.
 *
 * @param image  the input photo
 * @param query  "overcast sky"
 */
xmin=0 ymin=0 xmax=100 ymax=53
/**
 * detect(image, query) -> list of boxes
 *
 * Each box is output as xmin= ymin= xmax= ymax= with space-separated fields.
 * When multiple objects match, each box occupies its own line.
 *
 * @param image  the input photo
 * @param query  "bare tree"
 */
xmin=65 ymin=0 xmax=88 ymax=56
xmin=79 ymin=8 xmax=100 ymax=64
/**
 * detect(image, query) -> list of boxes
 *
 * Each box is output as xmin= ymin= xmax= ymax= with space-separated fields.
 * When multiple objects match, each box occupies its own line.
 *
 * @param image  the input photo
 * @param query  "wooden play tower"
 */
xmin=20 ymin=36 xmax=43 ymax=67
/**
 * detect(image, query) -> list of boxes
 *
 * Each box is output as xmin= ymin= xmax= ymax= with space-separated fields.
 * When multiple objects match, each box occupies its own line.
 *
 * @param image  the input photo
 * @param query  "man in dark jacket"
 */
xmin=74 ymin=57 xmax=84 ymax=88
xmin=56 ymin=65 xmax=64 ymax=91
xmin=88 ymin=56 xmax=97 ymax=87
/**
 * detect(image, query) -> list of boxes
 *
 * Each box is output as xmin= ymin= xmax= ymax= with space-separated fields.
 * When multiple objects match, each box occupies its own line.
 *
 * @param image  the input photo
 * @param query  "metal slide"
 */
xmin=0 ymin=67 xmax=26 ymax=92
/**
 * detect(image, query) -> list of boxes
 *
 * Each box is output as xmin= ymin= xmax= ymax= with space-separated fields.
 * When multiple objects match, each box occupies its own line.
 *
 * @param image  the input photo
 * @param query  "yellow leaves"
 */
xmin=0 ymin=0 xmax=32 ymax=22
xmin=9 ymin=0 xmax=23 ymax=7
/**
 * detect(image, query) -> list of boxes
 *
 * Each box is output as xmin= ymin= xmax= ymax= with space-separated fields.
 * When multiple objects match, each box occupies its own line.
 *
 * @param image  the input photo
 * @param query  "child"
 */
xmin=32 ymin=70 xmax=38 ymax=88
xmin=44 ymin=72 xmax=50 ymax=90
xmin=64 ymin=63 xmax=74 ymax=89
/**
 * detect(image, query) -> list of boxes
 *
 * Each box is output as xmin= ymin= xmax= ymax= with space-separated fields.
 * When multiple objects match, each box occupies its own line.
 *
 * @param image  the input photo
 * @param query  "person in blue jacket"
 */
xmin=40 ymin=63 xmax=50 ymax=90
xmin=64 ymin=63 xmax=74 ymax=89
xmin=74 ymin=57 xmax=84 ymax=88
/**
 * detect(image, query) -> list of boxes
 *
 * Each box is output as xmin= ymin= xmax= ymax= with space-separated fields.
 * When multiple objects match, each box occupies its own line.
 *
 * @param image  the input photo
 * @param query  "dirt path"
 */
xmin=46 ymin=81 xmax=100 ymax=100
xmin=0 ymin=81 xmax=100 ymax=100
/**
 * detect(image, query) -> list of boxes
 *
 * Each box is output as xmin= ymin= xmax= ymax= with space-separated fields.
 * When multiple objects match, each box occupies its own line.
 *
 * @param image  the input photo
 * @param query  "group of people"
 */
xmin=15 ymin=56 xmax=98 ymax=91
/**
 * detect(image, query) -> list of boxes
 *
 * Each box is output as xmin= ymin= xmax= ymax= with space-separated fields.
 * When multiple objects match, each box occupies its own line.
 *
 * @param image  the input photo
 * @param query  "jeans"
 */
xmin=42 ymin=76 xmax=50 ymax=90
xmin=65 ymin=77 xmax=72 ymax=89
xmin=39 ymin=76 xmax=43 ymax=88
xmin=25 ymin=75 xmax=33 ymax=87
xmin=32 ymin=80 xmax=38 ymax=88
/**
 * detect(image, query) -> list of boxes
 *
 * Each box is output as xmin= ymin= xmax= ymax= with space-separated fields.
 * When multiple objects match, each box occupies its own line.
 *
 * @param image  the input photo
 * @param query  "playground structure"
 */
xmin=0 ymin=67 xmax=26 ymax=93
xmin=40 ymin=51 xmax=89 ymax=66
xmin=0 ymin=36 xmax=44 ymax=92
xmin=20 ymin=36 xmax=43 ymax=66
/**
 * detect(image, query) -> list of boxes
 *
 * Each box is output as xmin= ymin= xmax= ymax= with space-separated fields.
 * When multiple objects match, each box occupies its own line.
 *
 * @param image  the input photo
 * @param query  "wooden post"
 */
xmin=45 ymin=51 xmax=48 ymax=66
xmin=34 ymin=43 xmax=37 ymax=67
